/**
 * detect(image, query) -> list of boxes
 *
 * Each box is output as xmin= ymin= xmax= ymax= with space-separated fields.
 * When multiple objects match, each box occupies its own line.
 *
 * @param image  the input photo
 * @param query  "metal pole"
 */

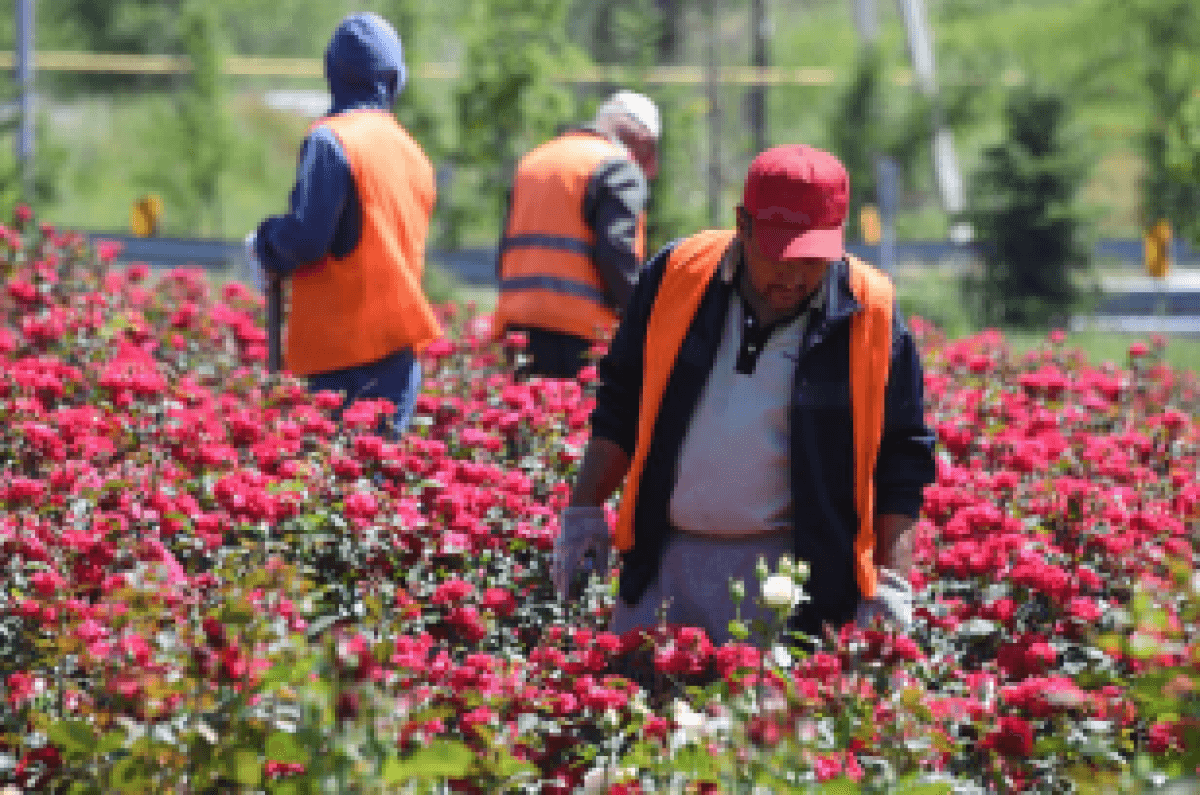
xmin=16 ymin=0 xmax=35 ymax=202
xmin=705 ymin=0 xmax=722 ymax=226
xmin=852 ymin=0 xmax=896 ymax=273
xmin=852 ymin=0 xmax=880 ymax=43
xmin=875 ymin=156 xmax=899 ymax=276
xmin=895 ymin=0 xmax=969 ymax=240
xmin=267 ymin=275 xmax=283 ymax=374
xmin=749 ymin=0 xmax=768 ymax=154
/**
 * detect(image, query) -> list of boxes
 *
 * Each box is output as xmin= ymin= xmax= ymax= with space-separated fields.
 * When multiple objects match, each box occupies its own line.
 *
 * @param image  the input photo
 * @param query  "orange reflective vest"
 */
xmin=285 ymin=110 xmax=442 ymax=377
xmin=613 ymin=230 xmax=894 ymax=599
xmin=493 ymin=131 xmax=647 ymax=343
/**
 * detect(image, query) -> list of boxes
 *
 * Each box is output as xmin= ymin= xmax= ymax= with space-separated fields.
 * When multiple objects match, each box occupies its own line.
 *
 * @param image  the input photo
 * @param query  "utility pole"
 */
xmin=705 ymin=0 xmax=722 ymax=226
xmin=850 ymin=0 xmax=897 ymax=275
xmin=749 ymin=0 xmax=768 ymax=154
xmin=16 ymin=0 xmax=35 ymax=203
xmin=895 ymin=0 xmax=970 ymax=241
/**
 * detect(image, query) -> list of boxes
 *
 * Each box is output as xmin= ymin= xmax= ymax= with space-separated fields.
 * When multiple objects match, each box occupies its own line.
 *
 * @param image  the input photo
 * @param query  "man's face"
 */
xmin=620 ymin=127 xmax=659 ymax=180
xmin=737 ymin=208 xmax=829 ymax=316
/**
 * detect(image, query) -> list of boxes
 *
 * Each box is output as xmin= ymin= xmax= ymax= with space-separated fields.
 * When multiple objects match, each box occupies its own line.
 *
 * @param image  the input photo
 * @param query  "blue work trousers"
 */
xmin=307 ymin=347 xmax=422 ymax=439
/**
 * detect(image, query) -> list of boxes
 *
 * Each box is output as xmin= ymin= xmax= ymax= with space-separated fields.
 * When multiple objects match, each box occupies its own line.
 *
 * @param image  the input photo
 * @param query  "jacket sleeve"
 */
xmin=255 ymin=126 xmax=355 ymax=276
xmin=874 ymin=309 xmax=937 ymax=518
xmin=589 ymin=241 xmax=675 ymax=455
xmin=582 ymin=157 xmax=648 ymax=312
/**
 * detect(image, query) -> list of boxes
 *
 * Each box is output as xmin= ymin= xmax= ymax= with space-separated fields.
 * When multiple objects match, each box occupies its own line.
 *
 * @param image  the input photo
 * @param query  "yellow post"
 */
xmin=130 ymin=193 xmax=162 ymax=237
xmin=860 ymin=204 xmax=882 ymax=245
xmin=1143 ymin=218 xmax=1171 ymax=279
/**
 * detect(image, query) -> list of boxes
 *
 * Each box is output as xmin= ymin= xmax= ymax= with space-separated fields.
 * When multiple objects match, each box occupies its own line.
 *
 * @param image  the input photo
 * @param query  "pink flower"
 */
xmin=344 ymin=491 xmax=378 ymax=521
xmin=983 ymin=715 xmax=1034 ymax=757
xmin=29 ymin=570 xmax=64 ymax=597
xmin=459 ymin=705 xmax=496 ymax=738
xmin=95 ymin=240 xmax=123 ymax=263
xmin=813 ymin=752 xmax=844 ymax=782
xmin=480 ymin=587 xmax=516 ymax=617
xmin=431 ymin=578 xmax=474 ymax=605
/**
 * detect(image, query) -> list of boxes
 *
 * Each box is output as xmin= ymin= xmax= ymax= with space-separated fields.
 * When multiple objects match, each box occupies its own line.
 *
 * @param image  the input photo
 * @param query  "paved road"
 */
xmin=84 ymin=232 xmax=1200 ymax=335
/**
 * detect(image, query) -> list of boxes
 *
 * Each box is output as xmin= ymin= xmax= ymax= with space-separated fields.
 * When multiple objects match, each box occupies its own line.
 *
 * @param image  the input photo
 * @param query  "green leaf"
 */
xmin=227 ymin=748 xmax=262 ymax=786
xmin=493 ymin=749 xmax=537 ymax=779
xmin=47 ymin=719 xmax=95 ymax=755
xmin=96 ymin=731 xmax=125 ymax=754
xmin=896 ymin=780 xmax=955 ymax=795
xmin=110 ymin=757 xmax=142 ymax=788
xmin=670 ymin=745 xmax=719 ymax=776
xmin=269 ymin=779 xmax=308 ymax=795
xmin=382 ymin=740 xmax=475 ymax=782
xmin=265 ymin=732 xmax=310 ymax=765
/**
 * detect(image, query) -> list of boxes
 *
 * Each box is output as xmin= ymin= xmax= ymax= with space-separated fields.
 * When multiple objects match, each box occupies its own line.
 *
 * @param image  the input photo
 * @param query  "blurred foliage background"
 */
xmin=0 ymin=0 xmax=1194 ymax=240
xmin=2 ymin=0 xmax=1200 ymax=340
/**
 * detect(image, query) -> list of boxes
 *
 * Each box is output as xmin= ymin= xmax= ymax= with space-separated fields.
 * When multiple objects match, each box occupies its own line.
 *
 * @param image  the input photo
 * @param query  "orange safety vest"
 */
xmin=613 ymin=230 xmax=894 ymax=599
xmin=285 ymin=110 xmax=442 ymax=377
xmin=493 ymin=131 xmax=647 ymax=344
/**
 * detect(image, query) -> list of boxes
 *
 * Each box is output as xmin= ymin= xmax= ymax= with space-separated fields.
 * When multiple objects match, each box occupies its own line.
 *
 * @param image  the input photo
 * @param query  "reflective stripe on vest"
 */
xmin=285 ymin=110 xmax=441 ymax=377
xmin=613 ymin=229 xmax=893 ymax=599
xmin=493 ymin=132 xmax=645 ymax=343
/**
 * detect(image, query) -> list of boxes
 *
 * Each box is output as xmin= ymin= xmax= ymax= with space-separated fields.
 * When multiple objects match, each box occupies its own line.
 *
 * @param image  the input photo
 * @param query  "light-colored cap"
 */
xmin=596 ymin=90 xmax=660 ymax=139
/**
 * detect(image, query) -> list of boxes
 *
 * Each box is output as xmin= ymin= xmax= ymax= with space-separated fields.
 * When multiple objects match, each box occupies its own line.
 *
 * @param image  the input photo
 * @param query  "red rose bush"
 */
xmin=1 ymin=208 xmax=1198 ymax=793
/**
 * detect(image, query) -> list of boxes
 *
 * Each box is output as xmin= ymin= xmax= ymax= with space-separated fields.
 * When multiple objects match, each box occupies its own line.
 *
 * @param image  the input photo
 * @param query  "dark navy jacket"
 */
xmin=255 ymin=12 xmax=407 ymax=275
xmin=590 ymin=240 xmax=937 ymax=631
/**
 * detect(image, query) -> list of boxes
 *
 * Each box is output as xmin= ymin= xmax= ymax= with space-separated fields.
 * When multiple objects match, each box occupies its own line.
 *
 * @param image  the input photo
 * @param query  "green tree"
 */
xmin=1100 ymin=0 xmax=1200 ymax=239
xmin=960 ymin=84 xmax=1094 ymax=329
xmin=448 ymin=0 xmax=589 ymax=248
xmin=38 ymin=0 xmax=181 ymax=93
xmin=566 ymin=0 xmax=702 ymax=253
xmin=1167 ymin=90 xmax=1200 ymax=246
xmin=827 ymin=47 xmax=887 ymax=243
xmin=0 ymin=112 xmax=64 ymax=214
xmin=383 ymin=0 xmax=461 ymax=251
xmin=826 ymin=44 xmax=980 ymax=243
xmin=135 ymin=0 xmax=231 ymax=236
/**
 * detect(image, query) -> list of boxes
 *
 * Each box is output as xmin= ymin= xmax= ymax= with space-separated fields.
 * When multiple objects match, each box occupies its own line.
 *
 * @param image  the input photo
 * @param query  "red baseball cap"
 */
xmin=741 ymin=144 xmax=849 ymax=260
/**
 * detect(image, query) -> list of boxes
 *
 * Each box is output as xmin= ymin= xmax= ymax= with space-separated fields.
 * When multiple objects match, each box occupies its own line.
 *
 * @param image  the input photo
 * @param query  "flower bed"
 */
xmin=1 ymin=210 xmax=1198 ymax=793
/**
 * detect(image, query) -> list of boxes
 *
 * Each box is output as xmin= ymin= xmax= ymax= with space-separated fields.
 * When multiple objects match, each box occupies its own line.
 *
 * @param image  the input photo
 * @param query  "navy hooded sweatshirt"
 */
xmin=255 ymin=13 xmax=407 ymax=275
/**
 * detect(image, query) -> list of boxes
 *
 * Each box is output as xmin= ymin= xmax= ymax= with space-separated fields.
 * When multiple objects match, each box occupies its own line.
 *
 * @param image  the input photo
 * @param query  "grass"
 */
xmin=1005 ymin=328 xmax=1200 ymax=372
xmin=38 ymin=89 xmax=313 ymax=239
xmin=893 ymin=266 xmax=1200 ymax=373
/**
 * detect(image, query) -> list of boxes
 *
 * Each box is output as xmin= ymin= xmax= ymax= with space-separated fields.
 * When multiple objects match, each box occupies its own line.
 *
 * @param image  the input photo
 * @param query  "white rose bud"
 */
xmin=777 ymin=555 xmax=795 ymax=578
xmin=792 ymin=558 xmax=810 ymax=583
xmin=728 ymin=578 xmax=746 ymax=605
xmin=761 ymin=575 xmax=801 ymax=611
xmin=755 ymin=555 xmax=770 ymax=583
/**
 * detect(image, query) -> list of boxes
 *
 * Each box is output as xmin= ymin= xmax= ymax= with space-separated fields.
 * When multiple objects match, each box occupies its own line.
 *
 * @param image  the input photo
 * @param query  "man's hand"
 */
xmin=854 ymin=567 xmax=913 ymax=631
xmin=551 ymin=507 xmax=611 ymax=603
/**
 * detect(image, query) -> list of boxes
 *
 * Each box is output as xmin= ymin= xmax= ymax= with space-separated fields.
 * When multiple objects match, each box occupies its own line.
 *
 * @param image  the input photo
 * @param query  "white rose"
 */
xmin=761 ymin=575 xmax=801 ymax=610
xmin=671 ymin=699 xmax=706 ymax=743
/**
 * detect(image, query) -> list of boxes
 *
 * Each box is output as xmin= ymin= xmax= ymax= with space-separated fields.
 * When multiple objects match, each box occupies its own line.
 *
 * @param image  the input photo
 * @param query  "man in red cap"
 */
xmin=552 ymin=144 xmax=936 ymax=647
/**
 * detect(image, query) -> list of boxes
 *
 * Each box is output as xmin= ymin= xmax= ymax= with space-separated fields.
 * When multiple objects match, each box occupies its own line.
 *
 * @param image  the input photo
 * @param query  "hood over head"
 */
xmin=325 ymin=12 xmax=406 ymax=115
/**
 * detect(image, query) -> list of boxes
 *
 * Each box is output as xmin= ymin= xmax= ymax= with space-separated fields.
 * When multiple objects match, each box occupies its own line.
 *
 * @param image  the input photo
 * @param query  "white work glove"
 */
xmin=244 ymin=231 xmax=265 ymax=293
xmin=854 ymin=568 xmax=913 ymax=631
xmin=551 ymin=507 xmax=612 ymax=603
